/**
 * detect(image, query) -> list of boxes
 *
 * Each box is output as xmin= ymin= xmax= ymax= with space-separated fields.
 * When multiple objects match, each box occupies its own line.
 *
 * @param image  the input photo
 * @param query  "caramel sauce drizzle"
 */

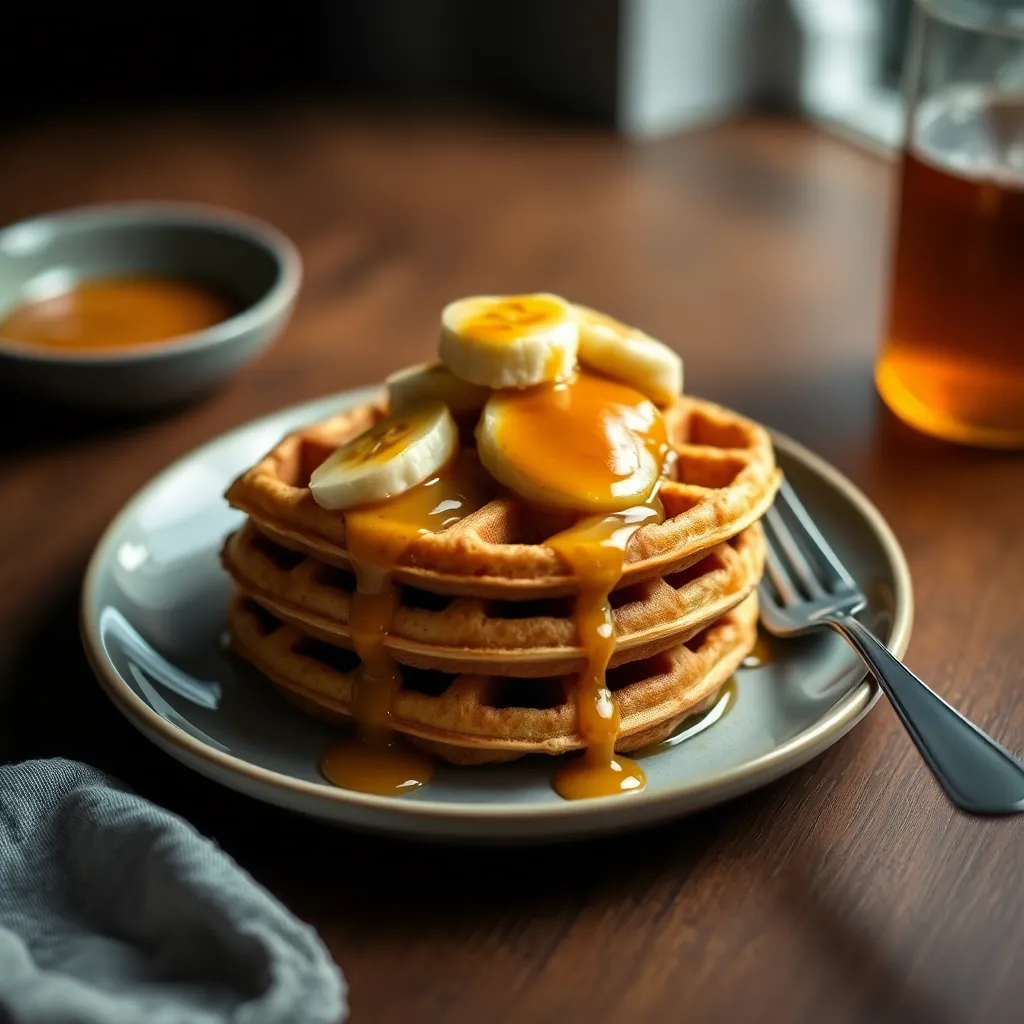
xmin=319 ymin=455 xmax=491 ymax=795
xmin=460 ymin=295 xmax=566 ymax=345
xmin=547 ymin=498 xmax=664 ymax=799
xmin=485 ymin=372 xmax=667 ymax=512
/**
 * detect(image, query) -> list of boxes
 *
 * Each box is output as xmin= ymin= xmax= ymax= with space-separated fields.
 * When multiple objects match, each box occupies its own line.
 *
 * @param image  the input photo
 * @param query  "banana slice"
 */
xmin=574 ymin=305 xmax=683 ymax=407
xmin=439 ymin=293 xmax=578 ymax=389
xmin=386 ymin=362 xmax=490 ymax=416
xmin=476 ymin=374 xmax=663 ymax=513
xmin=309 ymin=401 xmax=457 ymax=511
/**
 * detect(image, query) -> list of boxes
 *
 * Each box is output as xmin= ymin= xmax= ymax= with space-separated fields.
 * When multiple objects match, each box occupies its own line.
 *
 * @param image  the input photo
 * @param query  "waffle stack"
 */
xmin=222 ymin=393 xmax=780 ymax=765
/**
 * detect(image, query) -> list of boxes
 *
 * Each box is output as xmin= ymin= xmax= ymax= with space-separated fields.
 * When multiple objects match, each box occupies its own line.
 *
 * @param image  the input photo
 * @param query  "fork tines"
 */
xmin=762 ymin=480 xmax=861 ymax=607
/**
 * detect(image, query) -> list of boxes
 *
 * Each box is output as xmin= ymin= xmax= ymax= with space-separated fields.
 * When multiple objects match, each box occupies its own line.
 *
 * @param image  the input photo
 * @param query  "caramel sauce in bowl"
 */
xmin=0 ymin=202 xmax=301 ymax=410
xmin=0 ymin=276 xmax=241 ymax=352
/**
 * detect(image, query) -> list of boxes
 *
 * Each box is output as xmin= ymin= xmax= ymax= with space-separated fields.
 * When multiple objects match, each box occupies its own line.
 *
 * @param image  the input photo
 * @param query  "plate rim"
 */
xmin=80 ymin=389 xmax=914 ymax=826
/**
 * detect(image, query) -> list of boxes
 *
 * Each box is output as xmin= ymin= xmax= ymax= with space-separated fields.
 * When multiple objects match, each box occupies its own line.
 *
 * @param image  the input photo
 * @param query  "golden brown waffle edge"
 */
xmin=221 ymin=519 xmax=765 ymax=676
xmin=224 ymin=394 xmax=781 ymax=599
xmin=226 ymin=590 xmax=759 ymax=764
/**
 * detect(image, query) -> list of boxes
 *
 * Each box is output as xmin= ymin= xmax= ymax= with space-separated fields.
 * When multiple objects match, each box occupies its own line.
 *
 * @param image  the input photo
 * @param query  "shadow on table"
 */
xmin=0 ymin=382 xmax=211 ymax=464
xmin=777 ymin=846 xmax=963 ymax=1024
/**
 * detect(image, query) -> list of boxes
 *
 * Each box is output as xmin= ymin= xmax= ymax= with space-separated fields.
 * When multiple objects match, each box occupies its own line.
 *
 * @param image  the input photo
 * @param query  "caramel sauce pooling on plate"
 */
xmin=319 ymin=454 xmax=493 ymax=795
xmin=0 ymin=276 xmax=238 ymax=350
xmin=636 ymin=677 xmax=737 ymax=756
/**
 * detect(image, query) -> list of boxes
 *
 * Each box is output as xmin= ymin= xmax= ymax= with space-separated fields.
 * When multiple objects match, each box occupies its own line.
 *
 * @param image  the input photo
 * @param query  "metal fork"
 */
xmin=758 ymin=479 xmax=1024 ymax=816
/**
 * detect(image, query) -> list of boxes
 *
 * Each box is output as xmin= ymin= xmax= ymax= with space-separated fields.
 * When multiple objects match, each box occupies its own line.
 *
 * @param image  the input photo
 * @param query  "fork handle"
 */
xmin=828 ymin=613 xmax=1024 ymax=815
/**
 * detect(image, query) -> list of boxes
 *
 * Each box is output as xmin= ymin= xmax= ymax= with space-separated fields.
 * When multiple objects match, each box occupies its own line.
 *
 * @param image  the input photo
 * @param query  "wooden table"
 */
xmin=0 ymin=107 xmax=1021 ymax=1024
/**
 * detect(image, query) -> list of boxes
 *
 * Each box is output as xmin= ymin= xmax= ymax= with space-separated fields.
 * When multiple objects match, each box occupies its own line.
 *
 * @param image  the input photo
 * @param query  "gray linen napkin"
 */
xmin=0 ymin=758 xmax=345 ymax=1024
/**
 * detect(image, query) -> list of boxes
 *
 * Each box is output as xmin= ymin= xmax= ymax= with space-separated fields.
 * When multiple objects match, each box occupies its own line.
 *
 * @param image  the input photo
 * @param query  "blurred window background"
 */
xmin=0 ymin=1 xmax=913 ymax=151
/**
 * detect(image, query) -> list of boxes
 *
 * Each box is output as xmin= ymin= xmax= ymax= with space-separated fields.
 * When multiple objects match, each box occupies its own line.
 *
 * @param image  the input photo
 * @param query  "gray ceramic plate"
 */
xmin=81 ymin=389 xmax=913 ymax=842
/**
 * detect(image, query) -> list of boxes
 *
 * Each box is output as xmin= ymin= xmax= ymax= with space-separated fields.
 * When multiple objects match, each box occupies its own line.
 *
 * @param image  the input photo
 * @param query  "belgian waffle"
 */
xmin=227 ymin=590 xmax=759 ymax=764
xmin=221 ymin=519 xmax=765 ymax=676
xmin=225 ymin=394 xmax=781 ymax=599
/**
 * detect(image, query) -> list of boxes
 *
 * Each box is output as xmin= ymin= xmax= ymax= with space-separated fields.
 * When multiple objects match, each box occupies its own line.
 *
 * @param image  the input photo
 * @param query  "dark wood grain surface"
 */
xmin=1 ymin=106 xmax=1021 ymax=1024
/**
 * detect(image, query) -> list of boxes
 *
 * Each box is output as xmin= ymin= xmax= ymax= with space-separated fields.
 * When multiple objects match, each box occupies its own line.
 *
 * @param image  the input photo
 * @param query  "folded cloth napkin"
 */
xmin=0 ymin=759 xmax=345 ymax=1024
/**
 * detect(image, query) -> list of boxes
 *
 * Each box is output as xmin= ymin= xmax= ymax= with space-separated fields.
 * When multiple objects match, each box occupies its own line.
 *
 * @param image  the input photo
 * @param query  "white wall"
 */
xmin=618 ymin=0 xmax=769 ymax=138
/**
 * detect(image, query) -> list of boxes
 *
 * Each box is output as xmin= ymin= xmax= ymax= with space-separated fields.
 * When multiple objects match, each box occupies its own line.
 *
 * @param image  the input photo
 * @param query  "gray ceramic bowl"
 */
xmin=0 ymin=202 xmax=301 ymax=410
